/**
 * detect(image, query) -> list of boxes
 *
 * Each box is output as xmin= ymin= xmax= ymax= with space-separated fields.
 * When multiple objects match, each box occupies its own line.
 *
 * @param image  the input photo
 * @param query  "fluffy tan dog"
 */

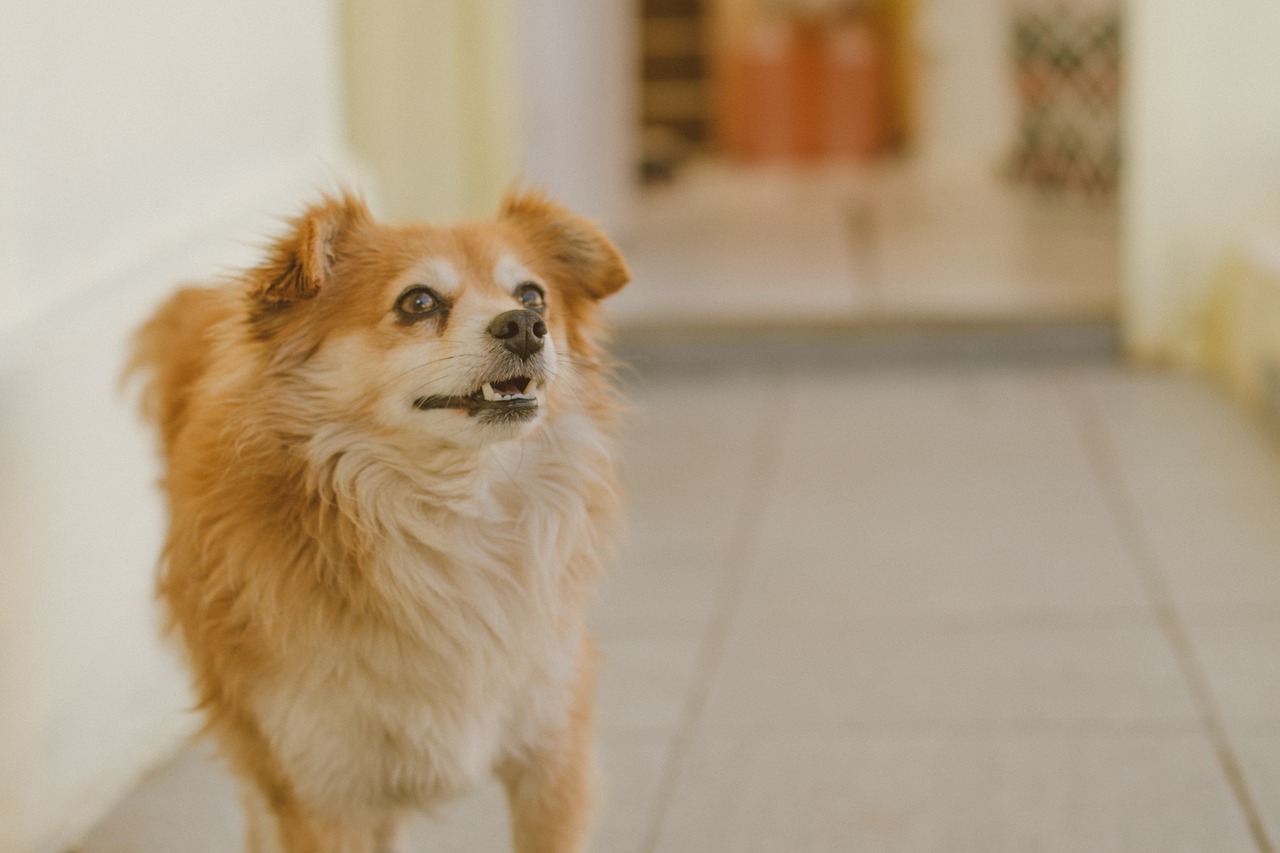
xmin=129 ymin=191 xmax=629 ymax=853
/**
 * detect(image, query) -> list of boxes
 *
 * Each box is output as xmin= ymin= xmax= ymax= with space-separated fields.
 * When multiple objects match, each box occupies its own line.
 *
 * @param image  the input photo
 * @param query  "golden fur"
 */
xmin=128 ymin=192 xmax=629 ymax=852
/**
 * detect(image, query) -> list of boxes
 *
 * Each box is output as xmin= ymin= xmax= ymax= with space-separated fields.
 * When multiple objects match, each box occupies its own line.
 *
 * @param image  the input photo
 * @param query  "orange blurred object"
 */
xmin=722 ymin=17 xmax=889 ymax=162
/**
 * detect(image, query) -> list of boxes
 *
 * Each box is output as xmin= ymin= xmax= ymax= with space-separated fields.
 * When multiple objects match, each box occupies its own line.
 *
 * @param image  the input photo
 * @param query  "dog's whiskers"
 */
xmin=370 ymin=353 xmax=488 ymax=399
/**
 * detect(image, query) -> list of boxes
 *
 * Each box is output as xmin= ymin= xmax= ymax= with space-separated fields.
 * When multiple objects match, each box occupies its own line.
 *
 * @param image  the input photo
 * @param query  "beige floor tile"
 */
xmin=76 ymin=744 xmax=242 ymax=853
xmin=869 ymin=170 xmax=1118 ymax=321
xmin=702 ymin=618 xmax=1197 ymax=731
xmin=1083 ymin=369 xmax=1280 ymax=616
xmin=594 ymin=546 xmax=725 ymax=636
xmin=1183 ymin=618 xmax=1280 ymax=724
xmin=597 ymin=373 xmax=771 ymax=635
xmin=611 ymin=165 xmax=868 ymax=328
xmin=594 ymin=733 xmax=672 ymax=853
xmin=617 ymin=373 xmax=766 ymax=525
xmin=609 ymin=161 xmax=1119 ymax=330
xmin=738 ymin=369 xmax=1152 ymax=625
xmin=596 ymin=631 xmax=703 ymax=736
xmin=405 ymin=782 xmax=511 ymax=852
xmin=655 ymin=730 xmax=1256 ymax=853
xmin=1227 ymin=729 xmax=1280 ymax=847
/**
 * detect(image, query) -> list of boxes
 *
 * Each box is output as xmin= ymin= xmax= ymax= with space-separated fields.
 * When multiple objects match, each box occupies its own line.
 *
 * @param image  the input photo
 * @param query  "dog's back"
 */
xmin=128 ymin=285 xmax=237 ymax=454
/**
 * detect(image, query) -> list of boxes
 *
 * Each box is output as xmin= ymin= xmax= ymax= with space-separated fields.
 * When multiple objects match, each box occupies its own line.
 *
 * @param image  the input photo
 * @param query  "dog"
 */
xmin=128 ymin=191 xmax=629 ymax=852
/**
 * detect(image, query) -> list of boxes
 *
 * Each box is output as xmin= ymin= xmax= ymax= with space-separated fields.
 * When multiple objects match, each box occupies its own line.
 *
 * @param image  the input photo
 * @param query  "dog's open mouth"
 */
xmin=413 ymin=377 xmax=541 ymax=416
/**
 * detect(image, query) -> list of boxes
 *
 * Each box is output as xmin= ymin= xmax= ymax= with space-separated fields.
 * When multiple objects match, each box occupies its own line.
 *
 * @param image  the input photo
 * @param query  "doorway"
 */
xmin=616 ymin=0 xmax=1122 ymax=333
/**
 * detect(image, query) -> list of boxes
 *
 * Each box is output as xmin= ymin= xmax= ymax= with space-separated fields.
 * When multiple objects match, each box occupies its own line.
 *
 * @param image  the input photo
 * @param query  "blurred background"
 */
xmin=5 ymin=0 xmax=1280 ymax=850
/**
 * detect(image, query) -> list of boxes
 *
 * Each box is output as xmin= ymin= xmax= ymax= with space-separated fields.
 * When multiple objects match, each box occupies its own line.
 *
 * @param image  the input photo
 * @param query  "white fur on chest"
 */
xmin=255 ymin=414 xmax=607 ymax=814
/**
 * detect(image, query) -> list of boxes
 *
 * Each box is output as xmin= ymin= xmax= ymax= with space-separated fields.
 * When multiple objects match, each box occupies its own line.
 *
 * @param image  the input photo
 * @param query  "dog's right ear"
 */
xmin=250 ymin=193 xmax=370 ymax=305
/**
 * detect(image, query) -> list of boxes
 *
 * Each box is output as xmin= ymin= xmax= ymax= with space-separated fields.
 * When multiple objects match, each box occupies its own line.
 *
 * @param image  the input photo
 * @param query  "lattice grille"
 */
xmin=1008 ymin=4 xmax=1122 ymax=196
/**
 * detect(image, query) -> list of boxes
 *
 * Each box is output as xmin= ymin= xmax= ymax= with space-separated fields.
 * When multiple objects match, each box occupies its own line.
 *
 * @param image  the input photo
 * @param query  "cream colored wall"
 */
xmin=517 ymin=0 xmax=638 ymax=233
xmin=1124 ymin=0 xmax=1280 ymax=364
xmin=341 ymin=0 xmax=521 ymax=222
xmin=342 ymin=0 xmax=636 ymax=232
xmin=0 ymin=3 xmax=356 ymax=851
xmin=914 ymin=0 xmax=1015 ymax=174
xmin=1204 ymin=241 xmax=1280 ymax=415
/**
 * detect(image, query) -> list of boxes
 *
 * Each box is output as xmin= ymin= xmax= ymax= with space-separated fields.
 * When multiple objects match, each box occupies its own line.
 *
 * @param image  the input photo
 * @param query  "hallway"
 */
xmin=11 ymin=0 xmax=1280 ymax=848
xmin=83 ymin=339 xmax=1280 ymax=851
xmin=610 ymin=160 xmax=1119 ymax=331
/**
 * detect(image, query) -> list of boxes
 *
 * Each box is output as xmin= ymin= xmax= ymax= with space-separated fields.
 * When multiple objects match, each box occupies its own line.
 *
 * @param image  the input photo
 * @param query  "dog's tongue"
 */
xmin=493 ymin=378 xmax=527 ymax=395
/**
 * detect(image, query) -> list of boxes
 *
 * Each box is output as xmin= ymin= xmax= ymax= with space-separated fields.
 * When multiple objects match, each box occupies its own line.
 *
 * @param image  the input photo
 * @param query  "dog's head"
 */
xmin=243 ymin=191 xmax=629 ymax=448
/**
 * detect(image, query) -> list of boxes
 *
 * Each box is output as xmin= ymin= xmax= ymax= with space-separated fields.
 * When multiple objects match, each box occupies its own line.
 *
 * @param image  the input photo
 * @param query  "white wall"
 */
xmin=1124 ymin=0 xmax=1280 ymax=363
xmin=340 ymin=0 xmax=636 ymax=232
xmin=913 ymin=0 xmax=1016 ymax=175
xmin=0 ymin=2 xmax=357 ymax=850
xmin=341 ymin=0 xmax=523 ymax=222
xmin=517 ymin=0 xmax=638 ymax=235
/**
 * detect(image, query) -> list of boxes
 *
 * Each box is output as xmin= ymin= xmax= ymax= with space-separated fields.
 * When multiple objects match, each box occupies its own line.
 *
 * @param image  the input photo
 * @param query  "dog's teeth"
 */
xmin=481 ymin=380 xmax=540 ymax=403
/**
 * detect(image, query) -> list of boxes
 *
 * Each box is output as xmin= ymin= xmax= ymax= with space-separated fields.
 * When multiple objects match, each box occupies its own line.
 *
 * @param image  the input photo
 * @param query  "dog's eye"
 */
xmin=396 ymin=286 xmax=442 ymax=319
xmin=516 ymin=283 xmax=546 ymax=312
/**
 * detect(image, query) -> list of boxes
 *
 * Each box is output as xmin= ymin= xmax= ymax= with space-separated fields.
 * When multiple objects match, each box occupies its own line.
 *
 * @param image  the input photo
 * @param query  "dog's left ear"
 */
xmin=501 ymin=191 xmax=630 ymax=301
xmin=251 ymin=193 xmax=371 ymax=306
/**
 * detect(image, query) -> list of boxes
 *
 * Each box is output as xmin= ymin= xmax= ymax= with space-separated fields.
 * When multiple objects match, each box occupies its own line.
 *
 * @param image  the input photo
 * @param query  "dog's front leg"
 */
xmin=236 ymin=772 xmax=397 ymax=853
xmin=499 ymin=649 xmax=598 ymax=853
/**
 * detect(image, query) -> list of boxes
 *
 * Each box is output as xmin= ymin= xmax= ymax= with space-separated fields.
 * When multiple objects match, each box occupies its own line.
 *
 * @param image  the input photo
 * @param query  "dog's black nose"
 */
xmin=488 ymin=309 xmax=547 ymax=359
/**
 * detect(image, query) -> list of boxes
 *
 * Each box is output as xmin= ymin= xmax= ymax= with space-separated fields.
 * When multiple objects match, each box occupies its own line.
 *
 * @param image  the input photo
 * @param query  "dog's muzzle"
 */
xmin=413 ymin=375 xmax=542 ymax=417
xmin=412 ymin=309 xmax=549 ymax=420
xmin=488 ymin=309 xmax=546 ymax=360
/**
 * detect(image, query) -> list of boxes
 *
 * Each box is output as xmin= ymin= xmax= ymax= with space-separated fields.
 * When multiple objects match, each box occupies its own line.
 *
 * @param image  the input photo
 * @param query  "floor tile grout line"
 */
xmin=1066 ymin=373 xmax=1275 ymax=853
xmin=636 ymin=372 xmax=790 ymax=853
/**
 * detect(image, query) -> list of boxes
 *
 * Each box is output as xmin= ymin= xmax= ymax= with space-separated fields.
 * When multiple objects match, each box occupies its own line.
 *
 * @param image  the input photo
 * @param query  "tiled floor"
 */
xmin=81 ymin=352 xmax=1280 ymax=852
xmin=609 ymin=160 xmax=1119 ymax=331
xmin=79 ymin=166 xmax=1280 ymax=851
